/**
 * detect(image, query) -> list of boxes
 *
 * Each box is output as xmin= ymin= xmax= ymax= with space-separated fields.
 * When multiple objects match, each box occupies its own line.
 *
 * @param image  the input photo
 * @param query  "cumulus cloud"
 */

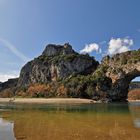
xmin=0 ymin=38 xmax=29 ymax=62
xmin=108 ymin=38 xmax=133 ymax=55
xmin=0 ymin=72 xmax=19 ymax=82
xmin=80 ymin=43 xmax=100 ymax=54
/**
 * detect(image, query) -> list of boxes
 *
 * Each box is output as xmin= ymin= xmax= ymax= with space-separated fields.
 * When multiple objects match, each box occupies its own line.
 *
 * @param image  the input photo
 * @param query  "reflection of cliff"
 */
xmin=129 ymin=102 xmax=140 ymax=128
xmin=6 ymin=108 xmax=140 ymax=140
xmin=0 ymin=118 xmax=16 ymax=140
xmin=1 ymin=103 xmax=140 ymax=140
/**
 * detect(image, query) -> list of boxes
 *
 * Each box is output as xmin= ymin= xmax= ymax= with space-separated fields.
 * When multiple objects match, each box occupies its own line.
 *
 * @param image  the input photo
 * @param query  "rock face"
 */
xmin=0 ymin=43 xmax=140 ymax=102
xmin=98 ymin=50 xmax=140 ymax=101
xmin=42 ymin=43 xmax=75 ymax=56
xmin=17 ymin=43 xmax=99 ymax=87
xmin=0 ymin=78 xmax=18 ymax=92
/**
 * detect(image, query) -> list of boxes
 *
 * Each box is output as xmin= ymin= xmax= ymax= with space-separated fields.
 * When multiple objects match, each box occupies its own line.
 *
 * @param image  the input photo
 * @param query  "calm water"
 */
xmin=0 ymin=102 xmax=140 ymax=140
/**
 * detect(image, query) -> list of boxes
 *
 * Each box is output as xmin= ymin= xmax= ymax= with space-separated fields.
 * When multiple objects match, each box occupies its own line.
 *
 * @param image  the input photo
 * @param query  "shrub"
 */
xmin=27 ymin=84 xmax=48 ymax=97
xmin=56 ymin=85 xmax=67 ymax=97
xmin=128 ymin=89 xmax=140 ymax=100
xmin=85 ymin=85 xmax=95 ymax=98
xmin=63 ymin=54 xmax=78 ymax=62
xmin=16 ymin=91 xmax=28 ymax=97
xmin=0 ymin=88 xmax=14 ymax=98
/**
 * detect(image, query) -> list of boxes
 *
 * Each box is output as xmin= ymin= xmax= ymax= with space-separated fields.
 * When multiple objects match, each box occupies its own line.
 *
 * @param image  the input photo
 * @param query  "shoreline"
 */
xmin=127 ymin=99 xmax=140 ymax=102
xmin=0 ymin=98 xmax=139 ymax=104
xmin=0 ymin=98 xmax=96 ymax=104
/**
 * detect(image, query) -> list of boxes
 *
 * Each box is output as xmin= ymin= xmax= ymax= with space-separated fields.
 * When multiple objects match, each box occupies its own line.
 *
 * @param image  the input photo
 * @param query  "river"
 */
xmin=0 ymin=102 xmax=140 ymax=140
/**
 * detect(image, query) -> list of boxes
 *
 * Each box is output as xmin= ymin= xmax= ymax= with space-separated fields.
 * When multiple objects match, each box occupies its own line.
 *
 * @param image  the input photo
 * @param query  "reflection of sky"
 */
xmin=129 ymin=102 xmax=140 ymax=129
xmin=134 ymin=119 xmax=140 ymax=128
xmin=0 ymin=118 xmax=16 ymax=140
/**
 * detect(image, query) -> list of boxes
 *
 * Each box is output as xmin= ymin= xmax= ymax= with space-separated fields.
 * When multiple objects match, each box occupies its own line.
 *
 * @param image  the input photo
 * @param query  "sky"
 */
xmin=0 ymin=0 xmax=140 ymax=82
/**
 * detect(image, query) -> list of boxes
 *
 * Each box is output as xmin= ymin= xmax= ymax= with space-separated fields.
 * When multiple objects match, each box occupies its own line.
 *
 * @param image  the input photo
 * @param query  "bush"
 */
xmin=0 ymin=88 xmax=14 ymax=98
xmin=16 ymin=91 xmax=28 ymax=97
xmin=85 ymin=85 xmax=95 ymax=98
xmin=128 ymin=89 xmax=140 ymax=100
xmin=27 ymin=84 xmax=48 ymax=97
xmin=63 ymin=54 xmax=78 ymax=62
xmin=56 ymin=85 xmax=67 ymax=97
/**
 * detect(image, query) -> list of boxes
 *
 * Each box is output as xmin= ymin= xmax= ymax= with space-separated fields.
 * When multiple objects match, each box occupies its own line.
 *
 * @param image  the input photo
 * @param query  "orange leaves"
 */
xmin=128 ymin=89 xmax=140 ymax=100
xmin=56 ymin=85 xmax=67 ymax=96
xmin=27 ymin=84 xmax=49 ymax=97
xmin=0 ymin=88 xmax=13 ymax=98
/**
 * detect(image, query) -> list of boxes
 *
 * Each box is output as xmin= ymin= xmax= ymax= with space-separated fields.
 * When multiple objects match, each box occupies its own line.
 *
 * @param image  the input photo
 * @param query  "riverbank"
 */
xmin=0 ymin=98 xmax=139 ymax=104
xmin=128 ymin=99 xmax=140 ymax=102
xmin=0 ymin=98 xmax=95 ymax=104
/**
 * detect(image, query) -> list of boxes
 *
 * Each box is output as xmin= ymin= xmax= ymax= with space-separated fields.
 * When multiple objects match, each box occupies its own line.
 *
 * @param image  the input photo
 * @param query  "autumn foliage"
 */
xmin=128 ymin=89 xmax=140 ymax=100
xmin=0 ymin=88 xmax=13 ymax=98
xmin=26 ymin=84 xmax=52 ymax=97
xmin=56 ymin=85 xmax=67 ymax=97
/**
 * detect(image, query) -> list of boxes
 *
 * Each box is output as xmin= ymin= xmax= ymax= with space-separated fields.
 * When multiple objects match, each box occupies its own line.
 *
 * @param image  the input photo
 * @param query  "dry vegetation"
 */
xmin=1 ymin=82 xmax=140 ymax=100
xmin=128 ymin=89 xmax=140 ymax=100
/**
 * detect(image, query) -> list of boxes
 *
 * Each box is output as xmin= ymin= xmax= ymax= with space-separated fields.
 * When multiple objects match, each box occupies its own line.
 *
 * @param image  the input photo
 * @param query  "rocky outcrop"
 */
xmin=97 ymin=50 xmax=140 ymax=101
xmin=0 ymin=43 xmax=140 ymax=102
xmin=17 ymin=43 xmax=99 ymax=87
xmin=42 ymin=43 xmax=75 ymax=56
xmin=0 ymin=78 xmax=18 ymax=92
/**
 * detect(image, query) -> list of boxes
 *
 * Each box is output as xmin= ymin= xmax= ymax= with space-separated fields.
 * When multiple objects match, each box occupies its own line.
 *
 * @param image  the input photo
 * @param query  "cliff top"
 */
xmin=42 ymin=43 xmax=76 ymax=56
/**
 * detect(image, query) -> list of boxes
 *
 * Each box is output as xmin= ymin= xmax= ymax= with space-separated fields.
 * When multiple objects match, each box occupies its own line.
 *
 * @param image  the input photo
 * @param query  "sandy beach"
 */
xmin=0 ymin=98 xmax=139 ymax=104
xmin=0 ymin=98 xmax=95 ymax=104
xmin=128 ymin=99 xmax=140 ymax=102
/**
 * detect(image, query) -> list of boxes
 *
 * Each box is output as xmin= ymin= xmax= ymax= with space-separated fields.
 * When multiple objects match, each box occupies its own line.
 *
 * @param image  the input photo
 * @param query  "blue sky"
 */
xmin=0 ymin=0 xmax=140 ymax=81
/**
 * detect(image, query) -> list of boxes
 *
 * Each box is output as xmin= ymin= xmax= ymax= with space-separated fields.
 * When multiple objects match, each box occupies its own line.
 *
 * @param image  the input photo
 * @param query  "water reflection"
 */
xmin=0 ymin=103 xmax=140 ymax=140
xmin=0 ymin=118 xmax=16 ymax=140
xmin=0 ymin=103 xmax=131 ymax=113
xmin=129 ymin=102 xmax=140 ymax=128
xmin=134 ymin=119 xmax=140 ymax=128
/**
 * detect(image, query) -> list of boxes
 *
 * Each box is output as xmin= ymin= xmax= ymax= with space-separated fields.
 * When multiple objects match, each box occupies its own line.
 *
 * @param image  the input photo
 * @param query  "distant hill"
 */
xmin=129 ymin=81 xmax=140 ymax=90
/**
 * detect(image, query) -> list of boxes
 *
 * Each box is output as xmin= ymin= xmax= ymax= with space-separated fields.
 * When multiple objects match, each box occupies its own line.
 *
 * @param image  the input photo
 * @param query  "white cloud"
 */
xmin=108 ymin=38 xmax=134 ymax=55
xmin=0 ymin=72 xmax=19 ymax=82
xmin=0 ymin=38 xmax=29 ymax=62
xmin=80 ymin=43 xmax=100 ymax=53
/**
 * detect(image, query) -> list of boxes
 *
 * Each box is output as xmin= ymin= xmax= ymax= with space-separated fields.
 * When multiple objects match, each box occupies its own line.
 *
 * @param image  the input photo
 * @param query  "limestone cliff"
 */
xmin=95 ymin=50 xmax=140 ymax=101
xmin=17 ymin=43 xmax=99 ymax=87
xmin=0 ymin=43 xmax=140 ymax=102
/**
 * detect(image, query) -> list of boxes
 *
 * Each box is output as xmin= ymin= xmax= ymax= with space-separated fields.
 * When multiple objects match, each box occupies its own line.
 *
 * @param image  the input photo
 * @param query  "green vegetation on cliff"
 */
xmin=0 ymin=44 xmax=140 ymax=102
